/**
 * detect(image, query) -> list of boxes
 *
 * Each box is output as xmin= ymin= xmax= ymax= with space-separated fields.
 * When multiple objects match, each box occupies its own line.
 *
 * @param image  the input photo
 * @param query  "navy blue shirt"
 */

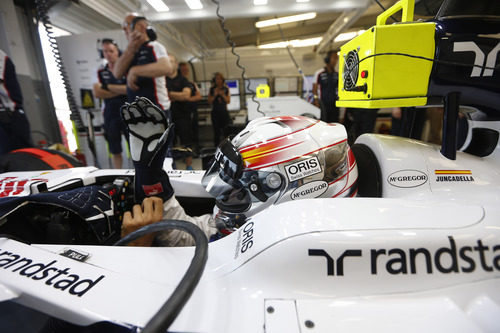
xmin=97 ymin=63 xmax=126 ymax=117
xmin=166 ymin=73 xmax=190 ymax=119
xmin=127 ymin=41 xmax=170 ymax=110
xmin=209 ymin=86 xmax=229 ymax=113
xmin=314 ymin=68 xmax=339 ymax=106
xmin=0 ymin=50 xmax=23 ymax=111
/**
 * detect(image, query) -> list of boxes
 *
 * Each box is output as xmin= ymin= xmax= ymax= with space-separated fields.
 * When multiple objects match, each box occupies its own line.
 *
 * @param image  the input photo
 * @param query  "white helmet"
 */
xmin=202 ymin=116 xmax=358 ymax=231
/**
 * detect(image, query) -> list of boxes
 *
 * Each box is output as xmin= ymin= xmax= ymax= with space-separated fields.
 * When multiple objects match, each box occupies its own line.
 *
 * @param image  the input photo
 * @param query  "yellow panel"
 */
xmin=336 ymin=97 xmax=427 ymax=108
xmin=337 ymin=21 xmax=436 ymax=109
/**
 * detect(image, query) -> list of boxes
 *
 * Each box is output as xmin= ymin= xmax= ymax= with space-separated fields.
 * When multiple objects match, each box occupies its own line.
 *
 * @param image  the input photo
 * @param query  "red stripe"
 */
xmin=239 ymin=120 xmax=318 ymax=153
xmin=12 ymin=148 xmax=73 ymax=169
xmin=244 ymin=140 xmax=305 ymax=161
xmin=251 ymin=139 xmax=347 ymax=170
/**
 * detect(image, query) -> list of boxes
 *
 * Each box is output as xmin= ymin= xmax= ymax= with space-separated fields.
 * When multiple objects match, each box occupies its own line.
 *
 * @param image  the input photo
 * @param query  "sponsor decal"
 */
xmin=387 ymin=170 xmax=428 ymax=188
xmin=60 ymin=249 xmax=90 ymax=262
xmin=435 ymin=170 xmax=474 ymax=182
xmin=142 ymin=182 xmax=164 ymax=196
xmin=290 ymin=181 xmax=328 ymax=200
xmin=0 ymin=249 xmax=105 ymax=297
xmin=285 ymin=157 xmax=322 ymax=182
xmin=0 ymin=177 xmax=48 ymax=197
xmin=234 ymin=221 xmax=254 ymax=259
xmin=309 ymin=236 xmax=500 ymax=276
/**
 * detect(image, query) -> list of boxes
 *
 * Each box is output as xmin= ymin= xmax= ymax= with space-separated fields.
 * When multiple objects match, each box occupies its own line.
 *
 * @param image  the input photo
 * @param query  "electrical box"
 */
xmin=337 ymin=0 xmax=436 ymax=108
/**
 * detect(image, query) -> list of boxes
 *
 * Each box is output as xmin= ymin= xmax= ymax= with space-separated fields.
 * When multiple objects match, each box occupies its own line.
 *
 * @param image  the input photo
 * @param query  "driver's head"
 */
xmin=202 ymin=116 xmax=358 ymax=233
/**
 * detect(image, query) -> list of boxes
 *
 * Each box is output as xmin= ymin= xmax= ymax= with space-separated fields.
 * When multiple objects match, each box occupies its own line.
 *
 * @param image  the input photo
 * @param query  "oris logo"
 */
xmin=290 ymin=181 xmax=328 ymax=200
xmin=285 ymin=157 xmax=322 ymax=182
xmin=387 ymin=170 xmax=428 ymax=188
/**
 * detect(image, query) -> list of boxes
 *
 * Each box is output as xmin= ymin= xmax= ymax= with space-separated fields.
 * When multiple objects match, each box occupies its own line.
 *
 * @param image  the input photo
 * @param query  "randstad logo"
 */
xmin=0 ymin=249 xmax=104 ymax=297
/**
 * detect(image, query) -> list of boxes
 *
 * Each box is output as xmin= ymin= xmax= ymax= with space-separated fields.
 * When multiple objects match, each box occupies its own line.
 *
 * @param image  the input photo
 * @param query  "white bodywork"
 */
xmin=247 ymin=96 xmax=321 ymax=121
xmin=0 ymin=123 xmax=499 ymax=332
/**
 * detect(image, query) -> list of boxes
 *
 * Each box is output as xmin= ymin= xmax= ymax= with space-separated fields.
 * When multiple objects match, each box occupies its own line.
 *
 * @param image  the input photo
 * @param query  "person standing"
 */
xmin=113 ymin=14 xmax=171 ymax=113
xmin=166 ymin=54 xmax=193 ymax=170
xmin=207 ymin=72 xmax=230 ymax=147
xmin=0 ymin=49 xmax=33 ymax=155
xmin=93 ymin=39 xmax=127 ymax=168
xmin=312 ymin=50 xmax=340 ymax=123
xmin=179 ymin=62 xmax=201 ymax=155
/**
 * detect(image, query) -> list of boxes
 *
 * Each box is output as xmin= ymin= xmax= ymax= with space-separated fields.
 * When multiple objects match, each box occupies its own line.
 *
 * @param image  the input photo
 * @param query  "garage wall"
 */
xmin=0 ymin=0 xmax=61 ymax=146
xmin=191 ymin=46 xmax=327 ymax=82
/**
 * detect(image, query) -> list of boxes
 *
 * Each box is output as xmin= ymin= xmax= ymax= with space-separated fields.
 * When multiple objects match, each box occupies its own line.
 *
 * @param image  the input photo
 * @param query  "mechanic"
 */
xmin=0 ymin=48 xmax=34 ymax=155
xmin=179 ymin=62 xmax=202 ymax=156
xmin=312 ymin=50 xmax=340 ymax=123
xmin=207 ymin=72 xmax=231 ymax=147
xmin=120 ymin=97 xmax=357 ymax=246
xmin=113 ymin=13 xmax=171 ymax=113
xmin=166 ymin=54 xmax=194 ymax=170
xmin=92 ymin=39 xmax=127 ymax=168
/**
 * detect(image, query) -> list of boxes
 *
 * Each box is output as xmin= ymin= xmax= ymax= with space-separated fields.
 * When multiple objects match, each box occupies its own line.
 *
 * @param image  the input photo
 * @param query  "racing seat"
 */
xmin=350 ymin=143 xmax=383 ymax=197
xmin=0 ymin=148 xmax=82 ymax=173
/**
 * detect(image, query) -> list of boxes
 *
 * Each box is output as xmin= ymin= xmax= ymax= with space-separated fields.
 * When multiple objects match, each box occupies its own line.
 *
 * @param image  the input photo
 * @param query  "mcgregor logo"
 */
xmin=290 ymin=181 xmax=328 ymax=200
xmin=387 ymin=170 xmax=428 ymax=188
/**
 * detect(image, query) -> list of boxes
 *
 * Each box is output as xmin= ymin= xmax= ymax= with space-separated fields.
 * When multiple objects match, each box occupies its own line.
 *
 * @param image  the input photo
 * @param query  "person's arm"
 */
xmin=108 ymin=83 xmax=127 ymax=95
xmin=127 ymin=57 xmax=171 ymax=91
xmin=93 ymin=82 xmax=120 ymax=99
xmin=113 ymin=31 xmax=144 ymax=78
xmin=169 ymin=86 xmax=191 ymax=102
xmin=188 ymin=84 xmax=202 ymax=102
xmin=221 ymin=87 xmax=230 ymax=104
xmin=121 ymin=197 xmax=163 ymax=246
xmin=207 ymin=87 xmax=215 ymax=105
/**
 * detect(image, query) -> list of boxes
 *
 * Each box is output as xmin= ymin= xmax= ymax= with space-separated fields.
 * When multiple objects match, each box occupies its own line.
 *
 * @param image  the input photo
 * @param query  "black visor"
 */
xmin=202 ymin=139 xmax=284 ymax=214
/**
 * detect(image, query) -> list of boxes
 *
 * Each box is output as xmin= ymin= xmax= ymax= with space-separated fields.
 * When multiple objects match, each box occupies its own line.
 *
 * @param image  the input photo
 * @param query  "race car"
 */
xmin=0 ymin=0 xmax=499 ymax=332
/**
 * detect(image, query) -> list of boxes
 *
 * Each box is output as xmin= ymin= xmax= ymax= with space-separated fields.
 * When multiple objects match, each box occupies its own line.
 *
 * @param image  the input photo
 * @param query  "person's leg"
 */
xmin=10 ymin=110 xmax=34 ymax=150
xmin=177 ymin=116 xmax=194 ymax=170
xmin=104 ymin=118 xmax=123 ymax=168
xmin=212 ymin=112 xmax=221 ymax=147
xmin=112 ymin=154 xmax=123 ymax=169
xmin=0 ymin=118 xmax=11 ymax=155
xmin=191 ymin=107 xmax=199 ymax=154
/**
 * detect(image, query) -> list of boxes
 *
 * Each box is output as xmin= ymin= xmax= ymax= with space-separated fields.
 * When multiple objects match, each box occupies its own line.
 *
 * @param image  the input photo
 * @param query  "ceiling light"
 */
xmin=147 ymin=0 xmax=169 ymax=12
xmin=334 ymin=29 xmax=365 ymax=42
xmin=258 ymin=36 xmax=322 ymax=49
xmin=185 ymin=0 xmax=203 ymax=9
xmin=254 ymin=0 xmax=268 ymax=5
xmin=296 ymin=0 xmax=310 ymax=2
xmin=255 ymin=12 xmax=316 ymax=28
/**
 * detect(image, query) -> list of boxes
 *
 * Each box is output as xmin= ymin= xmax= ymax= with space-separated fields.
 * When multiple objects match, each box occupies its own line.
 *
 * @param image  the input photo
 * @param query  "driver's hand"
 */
xmin=121 ymin=197 xmax=164 ymax=246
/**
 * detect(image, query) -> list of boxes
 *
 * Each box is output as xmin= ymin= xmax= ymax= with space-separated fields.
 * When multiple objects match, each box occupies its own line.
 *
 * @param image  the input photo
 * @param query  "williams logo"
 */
xmin=387 ymin=170 xmax=428 ymax=188
xmin=291 ymin=181 xmax=328 ymax=200
xmin=285 ymin=157 xmax=322 ymax=182
xmin=435 ymin=170 xmax=474 ymax=182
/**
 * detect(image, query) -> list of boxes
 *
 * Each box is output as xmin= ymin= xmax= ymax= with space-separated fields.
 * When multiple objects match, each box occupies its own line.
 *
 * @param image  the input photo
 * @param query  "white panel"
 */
xmin=264 ymin=299 xmax=300 ymax=333
xmin=466 ymin=296 xmax=500 ymax=333
xmin=295 ymin=297 xmax=482 ymax=333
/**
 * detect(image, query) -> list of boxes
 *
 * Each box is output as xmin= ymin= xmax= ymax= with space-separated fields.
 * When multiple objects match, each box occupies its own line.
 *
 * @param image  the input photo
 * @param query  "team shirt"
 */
xmin=97 ymin=63 xmax=127 ymax=117
xmin=0 ymin=49 xmax=23 ymax=111
xmin=127 ymin=41 xmax=170 ymax=110
xmin=314 ymin=67 xmax=339 ymax=105
xmin=166 ymin=73 xmax=190 ymax=119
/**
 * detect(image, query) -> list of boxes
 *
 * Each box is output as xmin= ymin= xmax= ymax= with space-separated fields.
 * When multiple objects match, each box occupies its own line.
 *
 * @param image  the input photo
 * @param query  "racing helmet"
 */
xmin=202 ymin=116 xmax=358 ymax=230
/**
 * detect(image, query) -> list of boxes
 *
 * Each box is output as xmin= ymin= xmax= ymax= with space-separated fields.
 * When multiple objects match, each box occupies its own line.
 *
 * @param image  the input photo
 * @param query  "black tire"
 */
xmin=351 ymin=143 xmax=382 ymax=197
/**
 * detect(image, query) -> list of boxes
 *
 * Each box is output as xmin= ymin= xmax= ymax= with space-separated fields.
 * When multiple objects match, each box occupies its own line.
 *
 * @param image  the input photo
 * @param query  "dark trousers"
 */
xmin=211 ymin=110 xmax=230 ymax=147
xmin=344 ymin=108 xmax=379 ymax=145
xmin=319 ymin=100 xmax=339 ymax=123
xmin=0 ymin=110 xmax=33 ymax=155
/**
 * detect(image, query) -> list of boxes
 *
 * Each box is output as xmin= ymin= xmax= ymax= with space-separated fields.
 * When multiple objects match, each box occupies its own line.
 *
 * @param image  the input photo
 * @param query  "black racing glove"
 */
xmin=121 ymin=97 xmax=174 ymax=203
